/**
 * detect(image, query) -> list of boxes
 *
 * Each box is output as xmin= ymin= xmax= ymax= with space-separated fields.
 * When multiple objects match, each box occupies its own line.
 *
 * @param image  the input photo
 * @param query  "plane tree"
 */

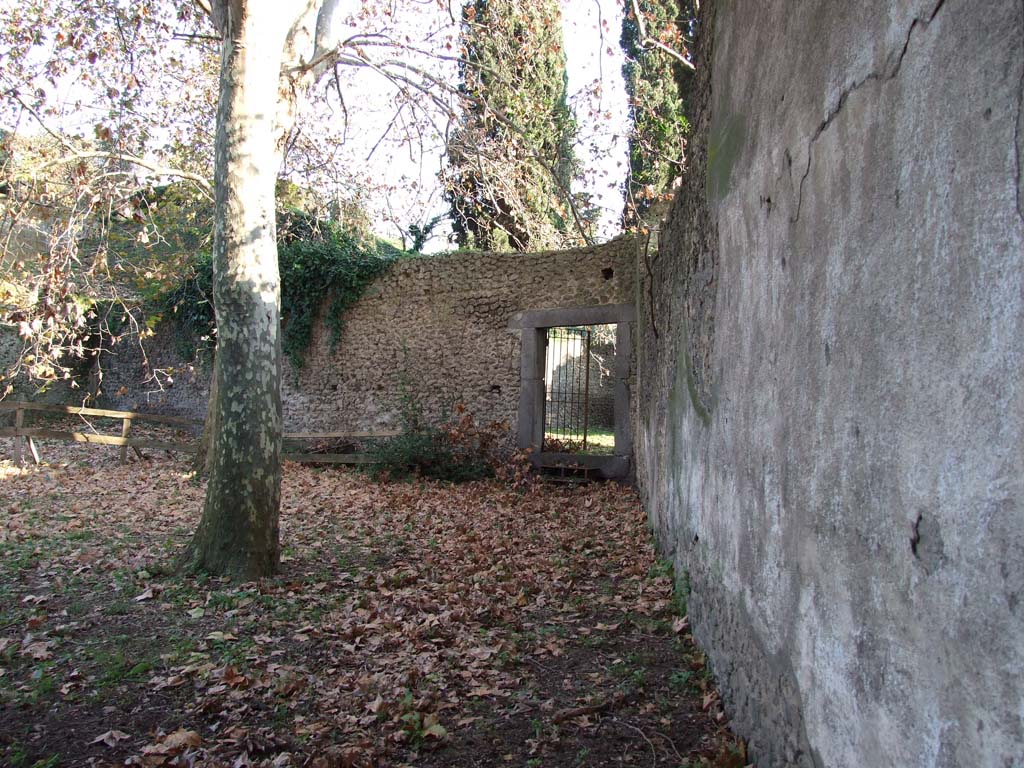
xmin=0 ymin=0 xmax=622 ymax=578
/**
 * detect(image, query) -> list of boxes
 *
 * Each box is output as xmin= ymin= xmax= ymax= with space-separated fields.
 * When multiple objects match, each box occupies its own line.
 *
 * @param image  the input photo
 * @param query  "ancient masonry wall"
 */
xmin=634 ymin=1 xmax=1024 ymax=766
xmin=99 ymin=238 xmax=637 ymax=438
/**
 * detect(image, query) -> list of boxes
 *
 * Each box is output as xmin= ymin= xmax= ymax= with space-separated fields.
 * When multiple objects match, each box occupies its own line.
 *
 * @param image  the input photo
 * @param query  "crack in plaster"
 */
xmin=642 ymin=229 xmax=660 ymax=340
xmin=790 ymin=0 xmax=948 ymax=223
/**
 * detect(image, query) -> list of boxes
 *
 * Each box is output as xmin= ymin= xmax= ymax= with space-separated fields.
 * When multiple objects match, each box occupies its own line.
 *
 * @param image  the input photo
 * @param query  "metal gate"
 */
xmin=543 ymin=324 xmax=616 ymax=454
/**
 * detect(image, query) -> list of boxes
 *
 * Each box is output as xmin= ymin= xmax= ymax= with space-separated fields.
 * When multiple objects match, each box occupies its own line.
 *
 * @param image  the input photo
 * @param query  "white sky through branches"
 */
xmin=322 ymin=0 xmax=630 ymax=249
xmin=2 ymin=0 xmax=630 ymax=250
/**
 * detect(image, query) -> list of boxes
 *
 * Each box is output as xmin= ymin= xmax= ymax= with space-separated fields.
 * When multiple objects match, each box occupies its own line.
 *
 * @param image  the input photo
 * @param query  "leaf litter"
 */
xmin=0 ymin=441 xmax=746 ymax=766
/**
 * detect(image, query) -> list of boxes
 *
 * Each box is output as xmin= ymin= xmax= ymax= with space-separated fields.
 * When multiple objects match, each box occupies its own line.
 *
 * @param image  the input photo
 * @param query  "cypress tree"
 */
xmin=621 ymin=0 xmax=696 ymax=225
xmin=443 ymin=0 xmax=582 ymax=251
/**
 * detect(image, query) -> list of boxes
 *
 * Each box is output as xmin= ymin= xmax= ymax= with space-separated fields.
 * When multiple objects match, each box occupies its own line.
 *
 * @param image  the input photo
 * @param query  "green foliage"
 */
xmin=100 ymin=183 xmax=216 ymax=301
xmin=163 ymin=213 xmax=402 ymax=369
xmin=405 ymin=214 xmax=445 ymax=253
xmin=442 ymin=0 xmax=584 ymax=251
xmin=396 ymin=690 xmax=448 ymax=745
xmin=162 ymin=250 xmax=216 ymax=357
xmin=278 ymin=224 xmax=402 ymax=370
xmin=669 ymin=668 xmax=695 ymax=690
xmin=673 ymin=566 xmax=691 ymax=617
xmin=7 ymin=747 xmax=60 ymax=768
xmin=621 ymin=0 xmax=697 ymax=224
xmin=368 ymin=410 xmax=490 ymax=484
xmin=368 ymin=385 xmax=510 ymax=483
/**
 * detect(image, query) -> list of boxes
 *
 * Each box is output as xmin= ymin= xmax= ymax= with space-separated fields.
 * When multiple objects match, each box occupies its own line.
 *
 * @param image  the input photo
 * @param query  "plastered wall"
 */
xmin=635 ymin=2 xmax=1024 ymax=766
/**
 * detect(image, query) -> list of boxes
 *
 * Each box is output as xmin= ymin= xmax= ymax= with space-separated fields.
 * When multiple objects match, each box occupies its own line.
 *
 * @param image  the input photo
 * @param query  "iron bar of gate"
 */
xmin=542 ymin=324 xmax=618 ymax=454
xmin=582 ymin=328 xmax=591 ymax=449
xmin=544 ymin=326 xmax=592 ymax=448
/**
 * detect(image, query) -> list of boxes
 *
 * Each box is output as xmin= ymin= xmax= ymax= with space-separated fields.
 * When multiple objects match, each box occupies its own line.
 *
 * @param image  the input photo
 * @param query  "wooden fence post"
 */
xmin=13 ymin=407 xmax=23 ymax=466
xmin=119 ymin=417 xmax=132 ymax=464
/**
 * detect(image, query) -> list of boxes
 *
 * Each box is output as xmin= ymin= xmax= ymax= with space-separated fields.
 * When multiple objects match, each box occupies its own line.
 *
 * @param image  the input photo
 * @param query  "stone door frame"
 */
xmin=508 ymin=304 xmax=634 ymax=479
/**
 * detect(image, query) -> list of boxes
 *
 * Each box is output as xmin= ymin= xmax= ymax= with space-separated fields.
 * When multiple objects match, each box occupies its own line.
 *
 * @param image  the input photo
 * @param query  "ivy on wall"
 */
xmin=278 ymin=229 xmax=401 ymax=370
xmin=163 ymin=211 xmax=403 ymax=370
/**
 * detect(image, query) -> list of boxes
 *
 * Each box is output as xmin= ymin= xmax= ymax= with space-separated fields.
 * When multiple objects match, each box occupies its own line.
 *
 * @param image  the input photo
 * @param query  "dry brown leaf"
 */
xmin=21 ymin=641 xmax=52 ymax=660
xmin=91 ymin=729 xmax=131 ymax=747
xmin=142 ymin=728 xmax=202 ymax=756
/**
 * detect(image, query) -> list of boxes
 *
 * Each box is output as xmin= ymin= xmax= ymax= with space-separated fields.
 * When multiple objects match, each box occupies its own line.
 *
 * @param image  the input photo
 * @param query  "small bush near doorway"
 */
xmin=368 ymin=401 xmax=513 ymax=483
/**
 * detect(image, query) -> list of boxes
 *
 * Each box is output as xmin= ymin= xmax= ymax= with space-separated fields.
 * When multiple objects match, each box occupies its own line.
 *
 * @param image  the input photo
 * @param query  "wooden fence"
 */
xmin=0 ymin=401 xmax=399 ymax=467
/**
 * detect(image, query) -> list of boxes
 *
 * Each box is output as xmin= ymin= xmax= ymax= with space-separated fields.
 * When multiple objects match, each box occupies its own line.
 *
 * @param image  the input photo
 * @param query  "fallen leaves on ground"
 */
xmin=0 ymin=439 xmax=744 ymax=766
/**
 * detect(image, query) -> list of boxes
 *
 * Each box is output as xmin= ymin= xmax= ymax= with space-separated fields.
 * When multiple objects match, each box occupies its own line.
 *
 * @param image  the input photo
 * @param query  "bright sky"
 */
xmin=562 ymin=0 xmax=632 ymax=238
xmin=328 ymin=0 xmax=631 ymax=250
xmin=3 ymin=0 xmax=631 ymax=251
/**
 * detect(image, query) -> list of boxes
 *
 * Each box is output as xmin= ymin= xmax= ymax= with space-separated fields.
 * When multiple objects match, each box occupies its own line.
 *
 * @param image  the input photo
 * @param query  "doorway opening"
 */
xmin=543 ymin=324 xmax=617 ymax=455
xmin=509 ymin=303 xmax=634 ymax=480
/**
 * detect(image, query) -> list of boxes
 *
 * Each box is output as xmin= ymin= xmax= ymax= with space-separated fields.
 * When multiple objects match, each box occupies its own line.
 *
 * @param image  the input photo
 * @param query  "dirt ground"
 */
xmin=0 ymin=439 xmax=746 ymax=767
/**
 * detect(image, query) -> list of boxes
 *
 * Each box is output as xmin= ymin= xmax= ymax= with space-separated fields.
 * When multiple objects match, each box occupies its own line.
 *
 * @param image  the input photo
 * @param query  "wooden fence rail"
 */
xmin=0 ymin=401 xmax=399 ymax=467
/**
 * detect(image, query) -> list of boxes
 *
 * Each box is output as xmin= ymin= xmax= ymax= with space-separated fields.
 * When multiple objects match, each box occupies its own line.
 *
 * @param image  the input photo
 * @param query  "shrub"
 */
xmin=368 ymin=397 xmax=517 ymax=483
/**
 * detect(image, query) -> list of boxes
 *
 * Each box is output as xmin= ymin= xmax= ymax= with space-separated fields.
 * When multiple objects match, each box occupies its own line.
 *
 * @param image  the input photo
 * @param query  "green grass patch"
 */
xmin=544 ymin=426 xmax=616 ymax=455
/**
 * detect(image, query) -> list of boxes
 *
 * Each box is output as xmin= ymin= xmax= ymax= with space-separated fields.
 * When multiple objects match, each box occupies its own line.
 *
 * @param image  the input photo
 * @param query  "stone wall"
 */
xmin=99 ymin=238 xmax=637 ymax=440
xmin=95 ymin=319 xmax=212 ymax=422
xmin=0 ymin=326 xmax=89 ymax=410
xmin=0 ymin=327 xmax=24 ymax=418
xmin=635 ymin=2 xmax=1024 ymax=767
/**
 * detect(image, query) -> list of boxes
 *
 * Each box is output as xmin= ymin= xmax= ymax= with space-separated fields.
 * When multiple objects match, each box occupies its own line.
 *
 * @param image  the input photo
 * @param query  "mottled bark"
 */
xmin=180 ymin=1 xmax=291 ymax=579
xmin=178 ymin=0 xmax=349 ymax=578
xmin=190 ymin=365 xmax=217 ymax=477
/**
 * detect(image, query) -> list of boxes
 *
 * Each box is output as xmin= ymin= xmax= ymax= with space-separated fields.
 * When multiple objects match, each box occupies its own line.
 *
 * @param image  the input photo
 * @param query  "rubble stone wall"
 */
xmin=100 ymin=238 xmax=637 ymax=440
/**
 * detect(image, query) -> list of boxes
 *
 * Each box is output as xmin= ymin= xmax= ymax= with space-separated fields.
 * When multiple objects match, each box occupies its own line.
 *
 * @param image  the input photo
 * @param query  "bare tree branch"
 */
xmin=172 ymin=32 xmax=222 ymax=42
xmin=35 ymin=151 xmax=212 ymax=197
xmin=630 ymin=0 xmax=695 ymax=71
xmin=193 ymin=0 xmax=214 ymax=20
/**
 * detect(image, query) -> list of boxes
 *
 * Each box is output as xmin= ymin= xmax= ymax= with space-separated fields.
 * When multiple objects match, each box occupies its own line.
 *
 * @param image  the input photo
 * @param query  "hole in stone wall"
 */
xmin=601 ymin=267 xmax=614 ymax=280
xmin=490 ymin=384 xmax=501 ymax=394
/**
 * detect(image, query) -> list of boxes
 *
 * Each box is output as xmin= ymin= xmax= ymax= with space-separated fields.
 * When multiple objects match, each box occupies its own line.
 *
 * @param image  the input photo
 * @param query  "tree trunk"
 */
xmin=180 ymin=2 xmax=291 ymax=580
xmin=191 ymin=360 xmax=218 ymax=477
